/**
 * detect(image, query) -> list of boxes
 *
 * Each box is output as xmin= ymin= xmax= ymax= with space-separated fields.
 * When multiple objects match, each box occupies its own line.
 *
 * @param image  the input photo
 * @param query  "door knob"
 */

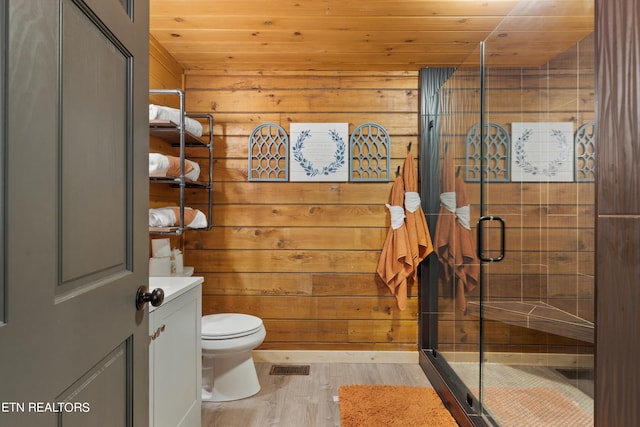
xmin=136 ymin=286 xmax=164 ymax=311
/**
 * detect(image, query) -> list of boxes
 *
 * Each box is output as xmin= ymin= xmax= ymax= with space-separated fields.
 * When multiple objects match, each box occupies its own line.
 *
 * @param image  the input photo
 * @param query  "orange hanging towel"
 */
xmin=433 ymin=148 xmax=457 ymax=282
xmin=452 ymin=173 xmax=480 ymax=312
xmin=376 ymin=176 xmax=414 ymax=310
xmin=402 ymin=150 xmax=434 ymax=280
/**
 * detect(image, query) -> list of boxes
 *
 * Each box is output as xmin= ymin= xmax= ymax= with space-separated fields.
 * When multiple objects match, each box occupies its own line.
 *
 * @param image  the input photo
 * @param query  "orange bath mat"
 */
xmin=338 ymin=384 xmax=458 ymax=427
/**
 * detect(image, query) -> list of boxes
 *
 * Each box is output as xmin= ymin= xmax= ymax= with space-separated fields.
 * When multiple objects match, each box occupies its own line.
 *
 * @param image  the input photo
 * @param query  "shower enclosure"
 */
xmin=419 ymin=1 xmax=595 ymax=425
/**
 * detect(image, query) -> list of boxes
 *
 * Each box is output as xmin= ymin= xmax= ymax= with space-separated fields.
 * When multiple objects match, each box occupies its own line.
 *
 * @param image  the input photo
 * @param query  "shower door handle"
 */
xmin=477 ymin=216 xmax=505 ymax=262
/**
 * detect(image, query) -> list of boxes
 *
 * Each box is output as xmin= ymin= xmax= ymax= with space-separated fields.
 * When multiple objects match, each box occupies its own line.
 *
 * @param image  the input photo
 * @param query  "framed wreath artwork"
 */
xmin=511 ymin=122 xmax=575 ymax=182
xmin=289 ymin=123 xmax=349 ymax=182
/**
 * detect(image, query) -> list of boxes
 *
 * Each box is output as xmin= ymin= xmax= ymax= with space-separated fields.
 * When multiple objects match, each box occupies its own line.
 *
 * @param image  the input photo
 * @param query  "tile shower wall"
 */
xmin=436 ymin=34 xmax=595 ymax=354
xmin=484 ymin=35 xmax=595 ymax=324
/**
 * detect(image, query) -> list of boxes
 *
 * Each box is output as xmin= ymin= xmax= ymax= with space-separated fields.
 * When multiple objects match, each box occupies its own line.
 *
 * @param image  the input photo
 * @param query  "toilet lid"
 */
xmin=202 ymin=313 xmax=264 ymax=339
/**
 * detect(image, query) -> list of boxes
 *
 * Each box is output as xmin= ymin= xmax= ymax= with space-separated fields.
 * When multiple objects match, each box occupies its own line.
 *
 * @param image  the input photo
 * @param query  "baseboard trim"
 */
xmin=252 ymin=350 xmax=593 ymax=367
xmin=253 ymin=350 xmax=419 ymax=364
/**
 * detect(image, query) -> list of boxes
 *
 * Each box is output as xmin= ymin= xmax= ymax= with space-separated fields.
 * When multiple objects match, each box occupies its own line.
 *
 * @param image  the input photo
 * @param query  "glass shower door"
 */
xmin=477 ymin=2 xmax=595 ymax=425
xmin=420 ymin=4 xmax=595 ymax=425
xmin=421 ymin=63 xmax=483 ymax=415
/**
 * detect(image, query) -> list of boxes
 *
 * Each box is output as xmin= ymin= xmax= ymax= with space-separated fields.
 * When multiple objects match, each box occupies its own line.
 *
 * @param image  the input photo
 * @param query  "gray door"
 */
xmin=0 ymin=0 xmax=149 ymax=426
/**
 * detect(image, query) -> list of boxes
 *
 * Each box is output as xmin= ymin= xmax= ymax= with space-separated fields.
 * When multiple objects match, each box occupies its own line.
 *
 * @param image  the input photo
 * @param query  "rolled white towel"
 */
xmin=185 ymin=161 xmax=201 ymax=182
xmin=149 ymin=153 xmax=170 ymax=177
xmin=149 ymin=208 xmax=176 ymax=227
xmin=149 ymin=153 xmax=201 ymax=182
xmin=149 ymin=207 xmax=208 ymax=229
xmin=189 ymin=209 xmax=208 ymax=229
xmin=149 ymin=104 xmax=203 ymax=137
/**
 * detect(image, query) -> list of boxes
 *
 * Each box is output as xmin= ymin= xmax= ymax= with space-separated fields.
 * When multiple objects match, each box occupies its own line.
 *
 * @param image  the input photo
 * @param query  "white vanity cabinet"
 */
xmin=149 ymin=277 xmax=203 ymax=427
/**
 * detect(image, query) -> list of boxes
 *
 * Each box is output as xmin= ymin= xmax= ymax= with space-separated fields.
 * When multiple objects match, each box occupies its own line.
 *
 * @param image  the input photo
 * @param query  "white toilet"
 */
xmin=201 ymin=313 xmax=266 ymax=402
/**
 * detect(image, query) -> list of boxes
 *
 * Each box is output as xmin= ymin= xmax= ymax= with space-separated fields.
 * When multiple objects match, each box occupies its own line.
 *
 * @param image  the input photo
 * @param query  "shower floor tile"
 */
xmin=449 ymin=362 xmax=593 ymax=426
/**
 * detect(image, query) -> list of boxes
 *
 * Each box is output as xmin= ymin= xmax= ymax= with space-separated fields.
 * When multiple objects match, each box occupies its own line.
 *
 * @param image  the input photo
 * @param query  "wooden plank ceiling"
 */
xmin=149 ymin=0 xmax=594 ymax=72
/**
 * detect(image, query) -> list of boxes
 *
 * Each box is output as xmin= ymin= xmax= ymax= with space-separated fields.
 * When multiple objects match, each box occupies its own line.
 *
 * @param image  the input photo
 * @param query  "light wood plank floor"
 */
xmin=201 ymin=362 xmax=434 ymax=427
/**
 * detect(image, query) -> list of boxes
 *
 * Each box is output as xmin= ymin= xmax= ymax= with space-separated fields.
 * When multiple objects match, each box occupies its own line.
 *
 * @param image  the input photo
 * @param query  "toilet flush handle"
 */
xmin=136 ymin=286 xmax=165 ymax=311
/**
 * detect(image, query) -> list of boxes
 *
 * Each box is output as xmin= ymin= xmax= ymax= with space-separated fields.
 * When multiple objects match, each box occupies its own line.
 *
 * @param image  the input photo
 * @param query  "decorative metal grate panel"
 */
xmin=349 ymin=122 xmax=390 ymax=181
xmin=248 ymin=123 xmax=289 ymax=181
xmin=575 ymin=121 xmax=596 ymax=182
xmin=465 ymin=122 xmax=511 ymax=182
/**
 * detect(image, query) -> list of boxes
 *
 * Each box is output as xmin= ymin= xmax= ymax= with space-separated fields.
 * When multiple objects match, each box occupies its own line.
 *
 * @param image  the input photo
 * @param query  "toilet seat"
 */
xmin=202 ymin=313 xmax=264 ymax=340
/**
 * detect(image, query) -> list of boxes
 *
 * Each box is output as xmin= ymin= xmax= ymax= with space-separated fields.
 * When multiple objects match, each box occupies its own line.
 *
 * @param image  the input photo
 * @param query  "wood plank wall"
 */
xmin=436 ymin=34 xmax=595 ymax=355
xmin=149 ymin=35 xmax=183 ymax=106
xmin=148 ymin=36 xmax=186 ymax=252
xmin=181 ymin=70 xmax=421 ymax=350
xmin=148 ymin=34 xmax=594 ymax=355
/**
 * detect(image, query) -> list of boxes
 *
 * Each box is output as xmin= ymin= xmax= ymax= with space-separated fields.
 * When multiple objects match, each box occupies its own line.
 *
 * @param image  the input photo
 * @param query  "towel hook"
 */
xmin=407 ymin=142 xmax=412 ymax=153
xmin=396 ymin=165 xmax=401 ymax=177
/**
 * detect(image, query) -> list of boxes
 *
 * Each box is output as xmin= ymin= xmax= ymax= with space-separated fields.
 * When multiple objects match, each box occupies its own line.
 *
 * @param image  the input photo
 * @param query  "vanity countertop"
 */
xmin=148 ymin=276 xmax=204 ymax=312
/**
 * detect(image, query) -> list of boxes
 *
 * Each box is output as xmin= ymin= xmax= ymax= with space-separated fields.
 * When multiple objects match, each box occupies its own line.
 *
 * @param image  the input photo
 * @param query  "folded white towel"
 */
xmin=440 ymin=192 xmax=456 ymax=213
xmin=149 ymin=153 xmax=201 ymax=182
xmin=385 ymin=204 xmax=406 ymax=230
xmin=456 ymin=205 xmax=471 ymax=230
xmin=404 ymin=191 xmax=421 ymax=213
xmin=149 ymin=104 xmax=203 ymax=137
